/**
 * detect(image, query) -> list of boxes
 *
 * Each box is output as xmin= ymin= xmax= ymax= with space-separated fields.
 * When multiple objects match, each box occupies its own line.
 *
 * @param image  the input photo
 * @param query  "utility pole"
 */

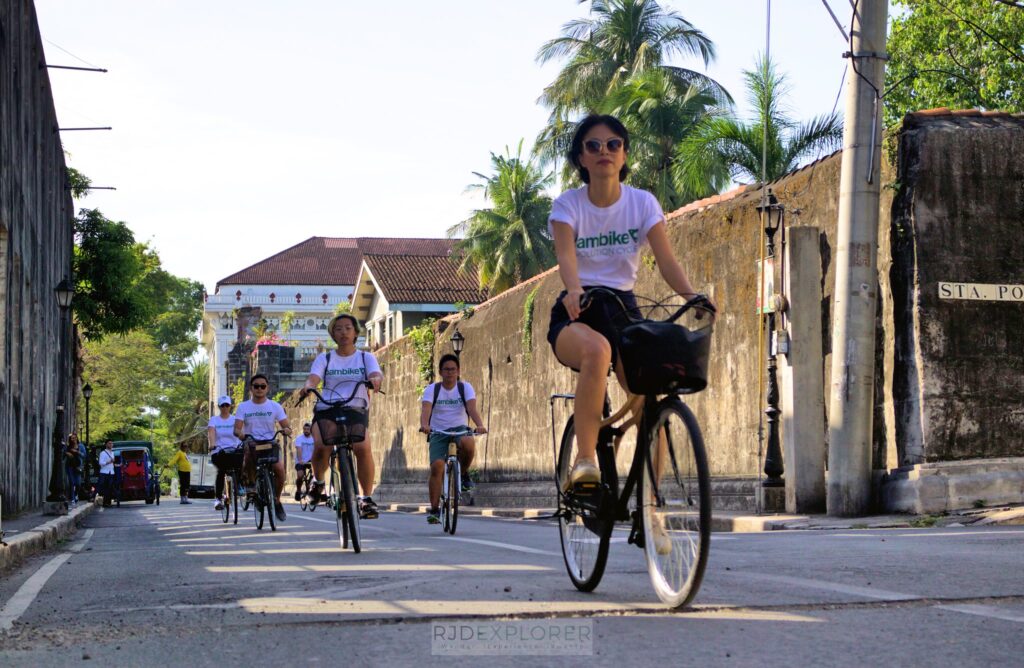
xmin=827 ymin=0 xmax=889 ymax=516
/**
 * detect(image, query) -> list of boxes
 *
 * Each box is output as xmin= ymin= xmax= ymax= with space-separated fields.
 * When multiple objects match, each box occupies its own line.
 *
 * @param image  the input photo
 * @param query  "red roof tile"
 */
xmin=216 ymin=237 xmax=459 ymax=289
xmin=363 ymin=253 xmax=488 ymax=305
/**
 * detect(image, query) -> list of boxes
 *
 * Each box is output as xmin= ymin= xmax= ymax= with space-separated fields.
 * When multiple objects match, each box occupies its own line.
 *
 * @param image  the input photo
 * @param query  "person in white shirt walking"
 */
xmin=97 ymin=439 xmax=117 ymax=507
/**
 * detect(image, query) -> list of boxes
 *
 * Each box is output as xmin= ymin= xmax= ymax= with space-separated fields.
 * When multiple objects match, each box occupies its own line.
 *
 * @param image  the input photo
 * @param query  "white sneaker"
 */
xmin=214 ymin=499 xmax=224 ymax=510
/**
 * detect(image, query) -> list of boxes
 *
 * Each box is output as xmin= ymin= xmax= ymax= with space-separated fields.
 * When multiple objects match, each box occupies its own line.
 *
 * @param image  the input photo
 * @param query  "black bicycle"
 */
xmin=295 ymin=463 xmax=314 ymax=512
xmin=245 ymin=430 xmax=288 ymax=532
xmin=552 ymin=290 xmax=714 ymax=608
xmin=306 ymin=384 xmax=380 ymax=553
xmin=425 ymin=426 xmax=475 ymax=535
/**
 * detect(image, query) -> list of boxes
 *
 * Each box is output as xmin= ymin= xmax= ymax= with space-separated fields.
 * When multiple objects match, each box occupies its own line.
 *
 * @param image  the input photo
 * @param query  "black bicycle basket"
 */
xmin=314 ymin=405 xmax=368 ymax=445
xmin=249 ymin=441 xmax=280 ymax=464
xmin=617 ymin=318 xmax=712 ymax=395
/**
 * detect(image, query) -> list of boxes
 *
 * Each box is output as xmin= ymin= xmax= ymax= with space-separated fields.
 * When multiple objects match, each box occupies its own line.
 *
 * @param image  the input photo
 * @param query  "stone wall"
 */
xmin=0 ymin=1 xmax=77 ymax=516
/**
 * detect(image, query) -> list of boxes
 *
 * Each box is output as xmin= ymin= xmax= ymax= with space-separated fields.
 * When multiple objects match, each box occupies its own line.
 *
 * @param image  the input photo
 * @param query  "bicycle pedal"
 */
xmin=571 ymin=481 xmax=602 ymax=496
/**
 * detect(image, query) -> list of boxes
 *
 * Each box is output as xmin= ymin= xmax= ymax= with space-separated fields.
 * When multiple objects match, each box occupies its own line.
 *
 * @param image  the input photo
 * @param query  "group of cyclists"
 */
xmin=203 ymin=113 xmax=712 ymax=532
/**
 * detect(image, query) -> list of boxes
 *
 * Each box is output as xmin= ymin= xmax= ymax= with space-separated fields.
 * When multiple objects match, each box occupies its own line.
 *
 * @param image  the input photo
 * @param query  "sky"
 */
xmin=39 ymin=1 xmax=871 ymax=294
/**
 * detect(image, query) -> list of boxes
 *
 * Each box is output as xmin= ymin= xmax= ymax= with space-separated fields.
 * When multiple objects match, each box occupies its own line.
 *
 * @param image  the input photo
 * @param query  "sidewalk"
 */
xmin=383 ymin=501 xmax=1024 ymax=532
xmin=1 ymin=502 xmax=95 ymax=571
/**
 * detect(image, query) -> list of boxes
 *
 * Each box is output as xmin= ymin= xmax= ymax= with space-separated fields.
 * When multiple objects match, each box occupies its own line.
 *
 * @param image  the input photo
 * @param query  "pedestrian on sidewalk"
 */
xmin=166 ymin=443 xmax=193 ymax=504
xmin=64 ymin=433 xmax=82 ymax=506
xmin=97 ymin=440 xmax=116 ymax=507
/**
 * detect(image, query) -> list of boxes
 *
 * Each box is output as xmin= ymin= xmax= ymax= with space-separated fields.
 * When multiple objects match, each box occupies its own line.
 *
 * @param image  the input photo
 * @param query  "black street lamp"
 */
xmin=451 ymin=329 xmax=465 ymax=357
xmin=756 ymin=191 xmax=785 ymax=488
xmin=82 ymin=382 xmax=93 ymax=499
xmin=46 ymin=278 xmax=75 ymax=512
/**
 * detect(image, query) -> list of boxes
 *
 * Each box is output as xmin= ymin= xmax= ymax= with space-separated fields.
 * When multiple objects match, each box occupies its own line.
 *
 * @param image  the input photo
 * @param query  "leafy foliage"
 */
xmin=886 ymin=0 xmax=1024 ymax=126
xmin=407 ymin=318 xmax=437 ymax=392
xmin=449 ymin=141 xmax=556 ymax=295
xmin=521 ymin=285 xmax=540 ymax=367
xmin=66 ymin=167 xmax=92 ymax=199
xmin=673 ymin=56 xmax=843 ymax=196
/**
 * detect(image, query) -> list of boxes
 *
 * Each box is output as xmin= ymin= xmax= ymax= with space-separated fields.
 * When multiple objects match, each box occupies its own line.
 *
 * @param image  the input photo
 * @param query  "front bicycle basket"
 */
xmin=314 ymin=405 xmax=368 ymax=445
xmin=616 ymin=302 xmax=712 ymax=395
xmin=250 ymin=441 xmax=280 ymax=464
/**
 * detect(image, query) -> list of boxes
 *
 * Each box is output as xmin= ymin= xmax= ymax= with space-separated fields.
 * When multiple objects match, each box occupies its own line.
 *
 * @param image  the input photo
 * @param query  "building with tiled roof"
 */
xmin=352 ymin=248 xmax=488 ymax=349
xmin=202 ymin=236 xmax=474 ymax=403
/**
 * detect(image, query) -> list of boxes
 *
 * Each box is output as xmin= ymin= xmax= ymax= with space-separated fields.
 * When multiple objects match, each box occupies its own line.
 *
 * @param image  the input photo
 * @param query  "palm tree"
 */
xmin=448 ymin=141 xmax=556 ymax=295
xmin=535 ymin=0 xmax=728 ymax=167
xmin=164 ymin=359 xmax=210 ymax=443
xmin=602 ymin=68 xmax=720 ymax=209
xmin=673 ymin=56 xmax=844 ymax=198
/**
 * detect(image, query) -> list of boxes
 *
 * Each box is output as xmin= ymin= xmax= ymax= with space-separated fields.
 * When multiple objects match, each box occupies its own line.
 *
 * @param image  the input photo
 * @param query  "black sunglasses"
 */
xmin=583 ymin=137 xmax=624 ymax=154
xmin=251 ymin=384 xmax=268 ymax=389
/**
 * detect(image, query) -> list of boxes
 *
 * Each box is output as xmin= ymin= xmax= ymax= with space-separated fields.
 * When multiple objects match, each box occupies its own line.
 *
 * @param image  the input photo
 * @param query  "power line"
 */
xmin=43 ymin=39 xmax=103 ymax=69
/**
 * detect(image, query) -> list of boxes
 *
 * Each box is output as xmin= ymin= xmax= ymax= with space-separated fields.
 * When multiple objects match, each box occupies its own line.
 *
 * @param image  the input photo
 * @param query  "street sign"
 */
xmin=938 ymin=282 xmax=1024 ymax=302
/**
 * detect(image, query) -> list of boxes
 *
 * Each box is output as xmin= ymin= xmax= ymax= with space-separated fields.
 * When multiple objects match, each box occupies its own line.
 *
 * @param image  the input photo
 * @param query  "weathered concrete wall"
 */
xmin=889 ymin=113 xmax=1024 ymax=464
xmin=0 ymin=1 xmax=77 ymax=516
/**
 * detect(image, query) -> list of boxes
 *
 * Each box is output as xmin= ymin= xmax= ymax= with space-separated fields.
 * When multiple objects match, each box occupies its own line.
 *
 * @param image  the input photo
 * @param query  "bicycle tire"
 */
xmin=341 ymin=450 xmax=361 ymax=553
xmin=330 ymin=456 xmax=345 ymax=549
xmin=221 ymin=476 xmax=231 ymax=523
xmin=556 ymin=416 xmax=613 ymax=592
xmin=641 ymin=397 xmax=711 ymax=608
xmin=232 ymin=475 xmax=239 ymax=525
xmin=299 ymin=474 xmax=309 ymax=511
xmin=263 ymin=468 xmax=277 ymax=532
xmin=253 ymin=470 xmax=265 ymax=530
xmin=446 ymin=459 xmax=460 ymax=535
xmin=441 ymin=462 xmax=450 ymax=533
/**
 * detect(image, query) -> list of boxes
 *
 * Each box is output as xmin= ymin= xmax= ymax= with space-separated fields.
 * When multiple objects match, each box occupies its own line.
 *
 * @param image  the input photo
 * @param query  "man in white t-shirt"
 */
xmin=208 ymin=394 xmax=241 ymax=511
xmin=233 ymin=374 xmax=292 ymax=522
xmin=418 ymin=354 xmax=487 ymax=525
xmin=97 ymin=439 xmax=117 ymax=507
xmin=292 ymin=422 xmax=315 ymax=502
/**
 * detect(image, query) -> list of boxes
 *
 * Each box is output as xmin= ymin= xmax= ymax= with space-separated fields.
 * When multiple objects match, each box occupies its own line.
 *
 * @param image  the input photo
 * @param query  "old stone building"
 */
xmin=0 ymin=1 xmax=77 ymax=516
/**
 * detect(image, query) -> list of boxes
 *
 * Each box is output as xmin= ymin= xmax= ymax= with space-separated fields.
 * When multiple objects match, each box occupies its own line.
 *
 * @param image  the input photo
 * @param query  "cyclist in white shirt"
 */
xmin=419 ymin=354 xmax=486 ymax=524
xmin=208 ymin=394 xmax=241 ymax=511
xmin=292 ymin=422 xmax=315 ymax=502
xmin=298 ymin=313 xmax=383 ymax=519
xmin=233 ymin=374 xmax=292 ymax=522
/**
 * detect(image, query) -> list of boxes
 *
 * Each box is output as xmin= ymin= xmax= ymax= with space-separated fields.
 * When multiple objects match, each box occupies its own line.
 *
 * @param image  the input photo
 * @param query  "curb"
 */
xmin=0 ymin=502 xmax=95 ymax=572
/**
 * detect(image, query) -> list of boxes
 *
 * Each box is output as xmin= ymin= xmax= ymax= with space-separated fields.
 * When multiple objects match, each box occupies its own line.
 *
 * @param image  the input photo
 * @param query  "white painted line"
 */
xmin=435 ymin=536 xmax=561 ymax=556
xmin=936 ymin=604 xmax=1024 ymax=624
xmin=728 ymin=572 xmax=919 ymax=601
xmin=0 ymin=529 xmax=94 ymax=631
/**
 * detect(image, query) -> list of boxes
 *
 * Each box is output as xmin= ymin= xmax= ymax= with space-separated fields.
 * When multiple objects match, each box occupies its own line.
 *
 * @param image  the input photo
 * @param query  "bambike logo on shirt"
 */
xmin=435 ymin=398 xmax=464 ymax=406
xmin=325 ymin=368 xmax=366 ymax=377
xmin=576 ymin=229 xmax=640 ymax=257
xmin=243 ymin=410 xmax=276 ymax=418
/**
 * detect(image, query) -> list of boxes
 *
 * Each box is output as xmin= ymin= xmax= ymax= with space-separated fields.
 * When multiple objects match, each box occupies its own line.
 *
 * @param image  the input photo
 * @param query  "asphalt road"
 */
xmin=2 ymin=500 xmax=1023 ymax=667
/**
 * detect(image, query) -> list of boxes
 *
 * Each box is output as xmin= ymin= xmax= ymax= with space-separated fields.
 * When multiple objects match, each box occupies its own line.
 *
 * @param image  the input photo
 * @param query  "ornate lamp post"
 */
xmin=45 ymin=278 xmax=75 ymax=514
xmin=756 ymin=192 xmax=785 ymax=488
xmin=82 ymin=382 xmax=93 ymax=498
xmin=451 ymin=329 xmax=465 ymax=357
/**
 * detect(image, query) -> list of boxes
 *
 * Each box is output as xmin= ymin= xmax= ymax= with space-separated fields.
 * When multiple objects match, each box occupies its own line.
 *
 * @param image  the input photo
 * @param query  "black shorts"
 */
xmin=211 ymin=449 xmax=244 ymax=471
xmin=547 ymin=286 xmax=640 ymax=369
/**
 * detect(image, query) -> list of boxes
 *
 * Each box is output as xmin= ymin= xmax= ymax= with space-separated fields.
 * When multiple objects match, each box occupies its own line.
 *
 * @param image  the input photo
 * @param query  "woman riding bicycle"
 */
xmin=547 ymin=114 xmax=712 ymax=489
xmin=419 ymin=353 xmax=487 ymax=525
xmin=209 ymin=394 xmax=241 ymax=511
xmin=298 ymin=313 xmax=383 ymax=519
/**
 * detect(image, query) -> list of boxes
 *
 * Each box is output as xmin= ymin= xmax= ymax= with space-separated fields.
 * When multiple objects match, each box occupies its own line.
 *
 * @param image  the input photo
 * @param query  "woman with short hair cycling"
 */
xmin=547 ymin=114 xmax=712 ymax=487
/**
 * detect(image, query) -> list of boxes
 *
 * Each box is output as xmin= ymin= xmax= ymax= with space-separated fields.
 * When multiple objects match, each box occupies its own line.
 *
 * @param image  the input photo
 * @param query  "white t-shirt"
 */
xmin=235 ymin=399 xmax=288 ymax=441
xmin=294 ymin=434 xmax=315 ymax=464
xmin=208 ymin=414 xmax=240 ymax=454
xmin=99 ymin=449 xmax=115 ymax=475
xmin=309 ymin=350 xmax=381 ymax=409
xmin=548 ymin=184 xmax=664 ymax=290
xmin=421 ymin=381 xmax=477 ymax=431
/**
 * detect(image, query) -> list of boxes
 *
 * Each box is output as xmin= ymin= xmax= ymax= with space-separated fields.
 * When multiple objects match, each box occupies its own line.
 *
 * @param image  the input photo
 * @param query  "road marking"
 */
xmin=287 ymin=512 xmax=401 ymax=535
xmin=936 ymin=604 xmax=1024 ymax=624
xmin=728 ymin=572 xmax=918 ymax=601
xmin=0 ymin=529 xmax=94 ymax=631
xmin=434 ymin=536 xmax=561 ymax=556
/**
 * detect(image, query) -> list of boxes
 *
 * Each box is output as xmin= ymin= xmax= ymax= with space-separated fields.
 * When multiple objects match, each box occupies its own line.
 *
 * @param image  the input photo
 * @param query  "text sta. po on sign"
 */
xmin=938 ymin=282 xmax=1024 ymax=302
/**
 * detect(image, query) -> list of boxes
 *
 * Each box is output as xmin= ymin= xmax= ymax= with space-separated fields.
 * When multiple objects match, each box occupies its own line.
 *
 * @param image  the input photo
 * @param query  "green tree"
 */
xmin=161 ymin=359 xmax=210 ymax=444
xmin=673 ymin=56 xmax=843 ymax=197
xmin=448 ymin=141 xmax=556 ymax=295
xmin=602 ymin=68 xmax=720 ymax=208
xmin=66 ymin=166 xmax=91 ymax=199
xmin=535 ymin=0 xmax=727 ymax=169
xmin=885 ymin=0 xmax=1024 ymax=126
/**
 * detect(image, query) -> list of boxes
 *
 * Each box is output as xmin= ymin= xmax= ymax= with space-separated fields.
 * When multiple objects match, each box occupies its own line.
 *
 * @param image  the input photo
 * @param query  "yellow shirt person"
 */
xmin=167 ymin=449 xmax=192 ymax=472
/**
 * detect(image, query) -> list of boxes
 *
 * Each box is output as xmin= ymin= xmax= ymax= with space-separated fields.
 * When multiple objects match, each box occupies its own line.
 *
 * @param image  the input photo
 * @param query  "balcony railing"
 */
xmin=205 ymin=294 xmax=343 ymax=307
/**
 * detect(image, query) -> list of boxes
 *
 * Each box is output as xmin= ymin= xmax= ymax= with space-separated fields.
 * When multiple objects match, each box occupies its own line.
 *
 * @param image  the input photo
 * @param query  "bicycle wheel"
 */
xmin=232 ymin=475 xmax=239 ymax=525
xmin=263 ymin=469 xmax=277 ymax=532
xmin=446 ymin=459 xmax=460 ymax=535
xmin=329 ymin=456 xmax=345 ymax=549
xmin=341 ymin=450 xmax=361 ymax=553
xmin=299 ymin=475 xmax=309 ymax=511
xmin=221 ymin=476 xmax=231 ymax=523
xmin=253 ymin=470 xmax=265 ymax=530
xmin=556 ymin=416 xmax=613 ymax=592
xmin=642 ymin=397 xmax=711 ymax=608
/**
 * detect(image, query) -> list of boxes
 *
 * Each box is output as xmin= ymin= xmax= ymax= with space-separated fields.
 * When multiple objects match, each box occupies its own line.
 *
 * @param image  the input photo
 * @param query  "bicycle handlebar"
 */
xmin=580 ymin=288 xmax=716 ymax=323
xmin=243 ymin=429 xmax=291 ymax=445
xmin=302 ymin=381 xmax=383 ymax=407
